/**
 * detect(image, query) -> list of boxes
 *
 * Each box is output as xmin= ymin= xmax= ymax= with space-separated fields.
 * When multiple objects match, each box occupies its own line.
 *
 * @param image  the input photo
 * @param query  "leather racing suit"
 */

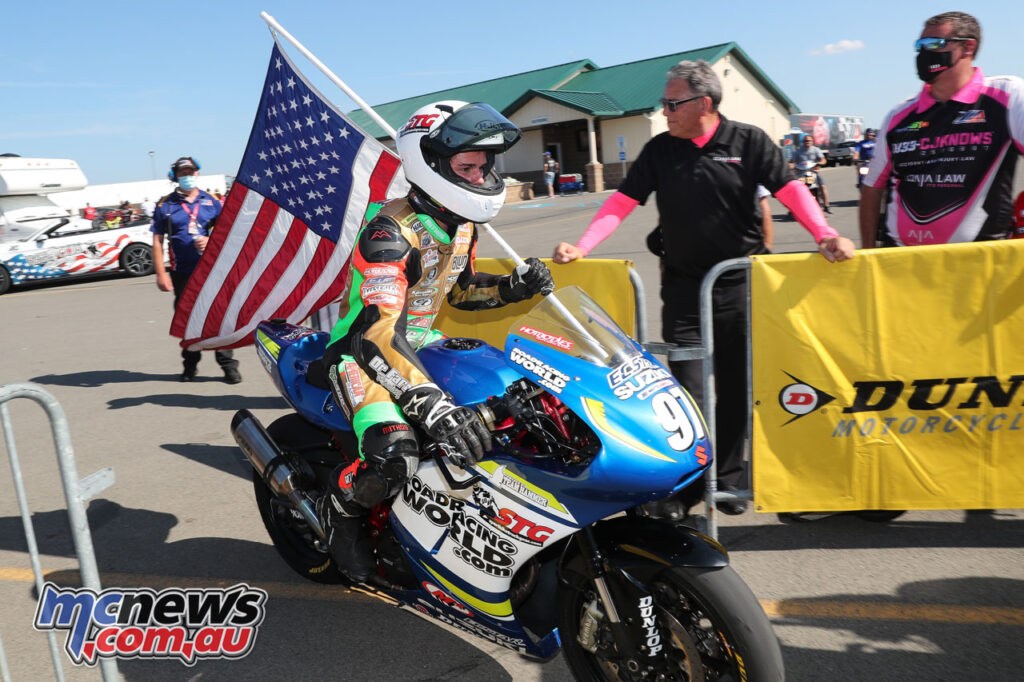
xmin=321 ymin=189 xmax=544 ymax=511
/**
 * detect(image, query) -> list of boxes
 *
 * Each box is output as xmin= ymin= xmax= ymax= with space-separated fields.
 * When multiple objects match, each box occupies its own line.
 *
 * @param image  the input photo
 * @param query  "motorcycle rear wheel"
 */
xmin=558 ymin=565 xmax=783 ymax=681
xmin=252 ymin=469 xmax=344 ymax=584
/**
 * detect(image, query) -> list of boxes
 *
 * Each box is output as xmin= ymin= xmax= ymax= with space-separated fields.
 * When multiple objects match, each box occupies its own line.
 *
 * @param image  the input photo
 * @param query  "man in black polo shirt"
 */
xmin=554 ymin=60 xmax=855 ymax=514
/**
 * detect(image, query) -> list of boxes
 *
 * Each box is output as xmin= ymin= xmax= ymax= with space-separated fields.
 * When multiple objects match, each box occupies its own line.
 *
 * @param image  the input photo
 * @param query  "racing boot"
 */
xmin=318 ymin=492 xmax=375 ymax=583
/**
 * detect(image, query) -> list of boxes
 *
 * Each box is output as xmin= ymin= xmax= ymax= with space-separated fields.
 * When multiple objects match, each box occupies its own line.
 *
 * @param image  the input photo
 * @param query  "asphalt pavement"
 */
xmin=1 ymin=165 xmax=1022 ymax=681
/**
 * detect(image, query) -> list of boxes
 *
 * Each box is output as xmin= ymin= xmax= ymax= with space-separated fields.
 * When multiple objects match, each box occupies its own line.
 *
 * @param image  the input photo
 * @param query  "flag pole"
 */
xmin=254 ymin=14 xmax=602 ymax=352
xmin=260 ymin=12 xmax=398 ymax=139
xmin=258 ymin=12 xmax=526 ymax=269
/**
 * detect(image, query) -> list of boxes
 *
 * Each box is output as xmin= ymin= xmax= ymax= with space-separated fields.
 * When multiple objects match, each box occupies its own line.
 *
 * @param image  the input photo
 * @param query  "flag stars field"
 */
xmin=168 ymin=41 xmax=407 ymax=351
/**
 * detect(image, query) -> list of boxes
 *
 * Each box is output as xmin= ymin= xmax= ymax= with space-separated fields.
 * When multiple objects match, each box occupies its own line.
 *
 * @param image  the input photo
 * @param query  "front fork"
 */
xmin=574 ymin=527 xmax=654 ymax=662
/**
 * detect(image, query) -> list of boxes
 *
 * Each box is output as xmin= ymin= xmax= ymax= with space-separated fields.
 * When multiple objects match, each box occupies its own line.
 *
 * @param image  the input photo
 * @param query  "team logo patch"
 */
xmin=895 ymin=120 xmax=930 ymax=133
xmin=778 ymin=372 xmax=836 ymax=424
xmin=342 ymin=360 xmax=365 ymax=406
xmin=953 ymin=110 xmax=986 ymax=124
xmin=400 ymin=113 xmax=440 ymax=136
xmin=517 ymin=325 xmax=574 ymax=350
xmin=422 ymin=581 xmax=473 ymax=617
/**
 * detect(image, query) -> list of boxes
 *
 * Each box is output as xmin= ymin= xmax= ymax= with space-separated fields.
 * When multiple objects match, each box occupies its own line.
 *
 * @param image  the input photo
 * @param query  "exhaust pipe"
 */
xmin=231 ymin=409 xmax=325 ymax=541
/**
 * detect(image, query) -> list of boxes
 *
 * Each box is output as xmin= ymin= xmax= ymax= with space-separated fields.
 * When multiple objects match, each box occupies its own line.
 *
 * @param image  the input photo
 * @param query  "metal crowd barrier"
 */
xmin=634 ymin=258 xmax=751 ymax=540
xmin=0 ymin=383 xmax=118 ymax=682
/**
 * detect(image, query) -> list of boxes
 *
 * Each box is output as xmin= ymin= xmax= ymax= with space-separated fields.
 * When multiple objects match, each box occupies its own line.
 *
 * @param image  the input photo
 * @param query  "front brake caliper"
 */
xmin=577 ymin=598 xmax=605 ymax=653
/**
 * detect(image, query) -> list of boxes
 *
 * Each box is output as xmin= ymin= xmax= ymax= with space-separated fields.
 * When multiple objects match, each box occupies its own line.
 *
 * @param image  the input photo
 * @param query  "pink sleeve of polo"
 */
xmin=575 ymin=191 xmax=640 ymax=255
xmin=774 ymin=180 xmax=839 ymax=243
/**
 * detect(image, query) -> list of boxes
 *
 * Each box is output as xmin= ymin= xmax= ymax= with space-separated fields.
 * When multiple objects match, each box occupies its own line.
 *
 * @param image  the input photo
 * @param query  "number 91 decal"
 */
xmin=651 ymin=387 xmax=706 ymax=451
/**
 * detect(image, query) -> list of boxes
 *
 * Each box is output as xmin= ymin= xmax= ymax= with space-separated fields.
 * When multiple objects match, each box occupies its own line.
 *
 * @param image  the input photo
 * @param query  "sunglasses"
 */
xmin=914 ymin=36 xmax=972 ymax=51
xmin=659 ymin=95 xmax=704 ymax=112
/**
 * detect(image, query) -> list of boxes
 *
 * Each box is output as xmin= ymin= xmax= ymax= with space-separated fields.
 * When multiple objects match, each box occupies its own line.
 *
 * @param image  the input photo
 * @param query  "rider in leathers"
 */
xmin=319 ymin=101 xmax=554 ymax=581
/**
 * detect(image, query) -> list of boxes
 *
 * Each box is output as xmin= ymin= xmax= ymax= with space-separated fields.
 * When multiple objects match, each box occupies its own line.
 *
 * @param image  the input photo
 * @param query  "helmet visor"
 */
xmin=423 ymin=102 xmax=521 ymax=157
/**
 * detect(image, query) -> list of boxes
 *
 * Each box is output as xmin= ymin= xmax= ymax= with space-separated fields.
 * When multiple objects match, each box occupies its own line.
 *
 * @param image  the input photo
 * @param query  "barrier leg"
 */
xmin=0 ymin=383 xmax=118 ymax=681
xmin=698 ymin=259 xmax=752 ymax=540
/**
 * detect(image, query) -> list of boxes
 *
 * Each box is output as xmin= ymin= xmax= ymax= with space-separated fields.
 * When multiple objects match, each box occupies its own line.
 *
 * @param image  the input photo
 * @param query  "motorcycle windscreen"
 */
xmin=505 ymin=285 xmax=643 ymax=367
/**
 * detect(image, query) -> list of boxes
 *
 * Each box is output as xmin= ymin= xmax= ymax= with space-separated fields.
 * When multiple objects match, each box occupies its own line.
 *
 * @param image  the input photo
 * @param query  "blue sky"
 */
xmin=2 ymin=1 xmax=1020 ymax=185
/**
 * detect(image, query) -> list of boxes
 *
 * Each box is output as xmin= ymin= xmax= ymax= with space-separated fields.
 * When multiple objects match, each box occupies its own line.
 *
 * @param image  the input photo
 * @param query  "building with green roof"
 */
xmin=351 ymin=42 xmax=797 ymax=193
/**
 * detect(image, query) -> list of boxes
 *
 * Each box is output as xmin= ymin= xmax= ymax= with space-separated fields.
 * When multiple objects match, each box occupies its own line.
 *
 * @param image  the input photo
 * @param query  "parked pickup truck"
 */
xmin=825 ymin=140 xmax=858 ymax=166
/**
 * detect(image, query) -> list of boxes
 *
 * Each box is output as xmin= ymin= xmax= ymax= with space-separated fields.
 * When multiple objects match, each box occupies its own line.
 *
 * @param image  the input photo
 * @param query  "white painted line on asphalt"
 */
xmin=5 ymin=567 xmax=1024 ymax=626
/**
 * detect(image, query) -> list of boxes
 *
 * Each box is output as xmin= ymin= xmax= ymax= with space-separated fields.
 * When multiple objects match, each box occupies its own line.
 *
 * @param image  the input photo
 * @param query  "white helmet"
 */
xmin=396 ymin=100 xmax=521 ymax=223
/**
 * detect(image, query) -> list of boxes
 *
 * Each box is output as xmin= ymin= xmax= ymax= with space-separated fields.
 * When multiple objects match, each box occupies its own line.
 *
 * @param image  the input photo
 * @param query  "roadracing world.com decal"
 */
xmin=33 ymin=582 xmax=267 ymax=666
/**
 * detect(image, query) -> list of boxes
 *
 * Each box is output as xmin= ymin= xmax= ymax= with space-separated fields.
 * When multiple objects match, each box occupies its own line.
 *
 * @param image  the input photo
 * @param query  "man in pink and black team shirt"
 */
xmin=860 ymin=11 xmax=1024 ymax=247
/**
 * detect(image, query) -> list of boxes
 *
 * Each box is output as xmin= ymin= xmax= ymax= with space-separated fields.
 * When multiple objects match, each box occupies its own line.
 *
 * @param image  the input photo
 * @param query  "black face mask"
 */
xmin=916 ymin=49 xmax=954 ymax=82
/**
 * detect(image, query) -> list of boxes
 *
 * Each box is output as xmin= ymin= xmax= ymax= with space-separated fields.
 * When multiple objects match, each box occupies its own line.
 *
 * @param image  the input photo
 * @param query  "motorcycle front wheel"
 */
xmin=558 ymin=565 xmax=783 ymax=681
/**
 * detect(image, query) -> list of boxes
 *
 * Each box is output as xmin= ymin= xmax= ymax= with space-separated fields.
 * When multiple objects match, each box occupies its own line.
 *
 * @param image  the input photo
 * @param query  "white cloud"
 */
xmin=810 ymin=39 xmax=865 ymax=56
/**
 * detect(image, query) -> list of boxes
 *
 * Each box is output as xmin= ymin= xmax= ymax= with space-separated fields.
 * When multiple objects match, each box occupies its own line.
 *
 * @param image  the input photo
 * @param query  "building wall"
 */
xmin=503 ymin=129 xmax=544 ymax=181
xmin=598 ymin=115 xmax=655 ymax=188
xmin=711 ymin=54 xmax=791 ymax=142
xmin=511 ymin=98 xmax=586 ymax=128
xmin=599 ymin=115 xmax=656 ymax=165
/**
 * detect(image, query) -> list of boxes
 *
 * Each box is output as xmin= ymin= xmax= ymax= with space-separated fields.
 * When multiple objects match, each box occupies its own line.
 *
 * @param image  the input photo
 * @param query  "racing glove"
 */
xmin=499 ymin=257 xmax=555 ymax=303
xmin=398 ymin=384 xmax=492 ymax=467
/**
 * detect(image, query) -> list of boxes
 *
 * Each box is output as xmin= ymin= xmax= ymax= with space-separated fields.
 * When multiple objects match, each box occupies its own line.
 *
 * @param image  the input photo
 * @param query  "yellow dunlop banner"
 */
xmin=434 ymin=258 xmax=637 ymax=348
xmin=751 ymin=240 xmax=1024 ymax=512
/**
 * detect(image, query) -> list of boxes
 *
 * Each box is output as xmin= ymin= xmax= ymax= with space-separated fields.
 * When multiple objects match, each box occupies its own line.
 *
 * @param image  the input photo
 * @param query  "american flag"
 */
xmin=171 ymin=40 xmax=408 ymax=350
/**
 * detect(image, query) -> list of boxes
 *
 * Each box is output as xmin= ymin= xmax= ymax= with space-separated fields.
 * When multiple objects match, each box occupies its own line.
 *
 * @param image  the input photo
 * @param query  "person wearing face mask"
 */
xmin=151 ymin=156 xmax=241 ymax=383
xmin=859 ymin=11 xmax=1024 ymax=248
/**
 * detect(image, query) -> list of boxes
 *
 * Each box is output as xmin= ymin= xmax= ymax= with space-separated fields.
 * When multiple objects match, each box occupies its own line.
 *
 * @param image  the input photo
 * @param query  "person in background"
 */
xmin=141 ymin=197 xmax=156 ymax=219
xmin=119 ymin=200 xmax=135 ymax=224
xmin=791 ymin=135 xmax=832 ymax=213
xmin=151 ymin=156 xmax=241 ymax=384
xmin=82 ymin=203 xmax=96 ymax=220
xmin=553 ymin=60 xmax=854 ymax=516
xmin=859 ymin=11 xmax=1024 ymax=247
xmin=853 ymin=128 xmax=877 ymax=189
xmin=102 ymin=210 xmax=122 ymax=230
xmin=542 ymin=151 xmax=559 ymax=198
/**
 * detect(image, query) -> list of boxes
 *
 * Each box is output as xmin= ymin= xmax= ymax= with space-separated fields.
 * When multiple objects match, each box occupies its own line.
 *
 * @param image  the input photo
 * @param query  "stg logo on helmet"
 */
xmin=400 ymin=113 xmax=440 ymax=136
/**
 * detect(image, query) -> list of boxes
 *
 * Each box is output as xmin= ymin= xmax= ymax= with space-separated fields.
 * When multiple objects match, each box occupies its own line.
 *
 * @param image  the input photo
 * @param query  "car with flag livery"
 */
xmin=0 ymin=213 xmax=154 ymax=294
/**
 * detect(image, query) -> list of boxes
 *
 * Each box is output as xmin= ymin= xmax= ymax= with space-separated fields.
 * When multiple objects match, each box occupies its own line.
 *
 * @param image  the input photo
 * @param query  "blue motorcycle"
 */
xmin=232 ymin=286 xmax=783 ymax=680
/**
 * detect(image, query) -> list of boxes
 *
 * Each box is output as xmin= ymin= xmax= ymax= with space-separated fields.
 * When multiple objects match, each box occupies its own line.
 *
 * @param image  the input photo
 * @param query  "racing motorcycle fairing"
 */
xmin=254 ymin=323 xmax=348 ymax=432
